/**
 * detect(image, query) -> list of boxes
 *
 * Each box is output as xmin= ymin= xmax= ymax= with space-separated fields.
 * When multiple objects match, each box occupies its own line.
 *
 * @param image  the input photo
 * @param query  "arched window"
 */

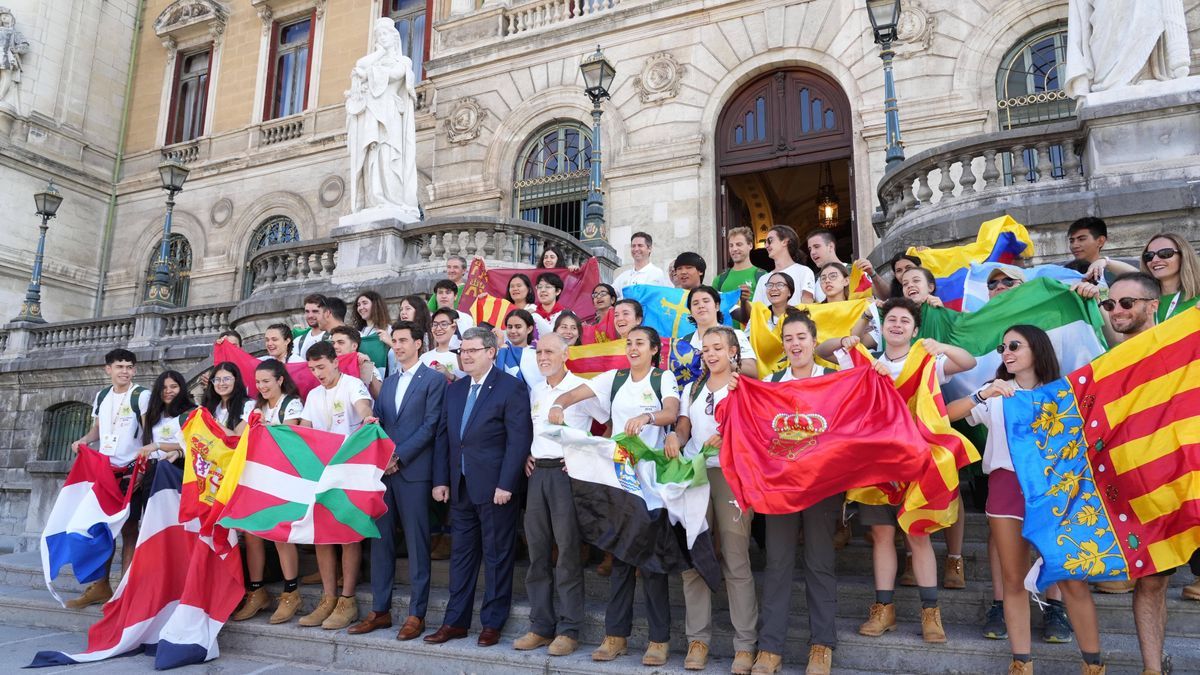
xmin=143 ymin=232 xmax=192 ymax=306
xmin=513 ymin=122 xmax=593 ymax=239
xmin=996 ymin=22 xmax=1072 ymax=130
xmin=42 ymin=402 xmax=93 ymax=461
xmin=243 ymin=216 xmax=301 ymax=297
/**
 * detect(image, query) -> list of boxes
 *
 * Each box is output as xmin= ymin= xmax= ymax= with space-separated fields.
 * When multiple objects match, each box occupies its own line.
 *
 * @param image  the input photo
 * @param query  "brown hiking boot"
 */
xmin=943 ymin=555 xmax=966 ymax=589
xmin=832 ymin=523 xmax=851 ymax=550
xmin=1094 ymin=580 xmax=1135 ymax=594
xmin=596 ymin=551 xmax=613 ymax=577
xmin=805 ymin=645 xmax=832 ymax=675
xmin=731 ymin=650 xmax=754 ymax=674
xmin=299 ymin=570 xmax=323 ymax=585
xmin=683 ymin=640 xmax=708 ymax=670
xmin=859 ymin=602 xmax=897 ymax=636
xmin=642 ymin=641 xmax=669 ymax=666
xmin=1182 ymin=578 xmax=1200 ymax=600
xmin=298 ymin=594 xmax=336 ymax=627
xmin=750 ymin=651 xmax=782 ymax=674
xmin=547 ymin=635 xmax=578 ymax=656
xmin=231 ymin=587 xmax=270 ymax=621
xmin=591 ymin=635 xmax=627 ymax=661
xmin=321 ymin=596 xmax=357 ymax=630
xmin=430 ymin=533 xmax=451 ymax=560
xmin=1008 ymin=659 xmax=1034 ymax=674
xmin=66 ymin=580 xmax=113 ymax=609
xmin=898 ymin=553 xmax=917 ymax=586
xmin=1080 ymin=662 xmax=1106 ymax=675
xmin=921 ymin=606 xmax=947 ymax=643
xmin=270 ymin=590 xmax=302 ymax=624
xmin=512 ymin=632 xmax=552 ymax=650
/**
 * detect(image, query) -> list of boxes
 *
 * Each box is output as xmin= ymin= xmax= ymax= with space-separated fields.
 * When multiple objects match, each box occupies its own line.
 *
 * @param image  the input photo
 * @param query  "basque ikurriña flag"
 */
xmin=40 ymin=448 xmax=143 ymax=606
xmin=908 ymin=214 xmax=1034 ymax=311
xmin=548 ymin=427 xmax=721 ymax=591
xmin=1005 ymin=307 xmax=1200 ymax=591
xmin=31 ymin=461 xmax=243 ymax=669
xmin=215 ymin=420 xmax=394 ymax=545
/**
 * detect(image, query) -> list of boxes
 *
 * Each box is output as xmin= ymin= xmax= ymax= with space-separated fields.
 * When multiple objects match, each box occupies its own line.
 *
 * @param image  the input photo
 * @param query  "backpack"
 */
xmin=95 ymin=384 xmax=147 ymax=436
xmin=610 ymin=368 xmax=664 ymax=408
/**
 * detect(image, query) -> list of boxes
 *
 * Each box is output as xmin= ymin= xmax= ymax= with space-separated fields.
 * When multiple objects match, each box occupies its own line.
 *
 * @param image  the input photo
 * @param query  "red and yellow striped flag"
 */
xmin=849 ymin=264 xmax=874 ymax=300
xmin=847 ymin=341 xmax=981 ymax=534
xmin=567 ymin=338 xmax=671 ymax=379
xmin=469 ymin=294 xmax=514 ymax=326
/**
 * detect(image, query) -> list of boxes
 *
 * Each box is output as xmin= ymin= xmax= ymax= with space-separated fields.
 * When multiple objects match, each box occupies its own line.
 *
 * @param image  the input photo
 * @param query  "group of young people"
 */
xmin=61 ymin=218 xmax=1198 ymax=675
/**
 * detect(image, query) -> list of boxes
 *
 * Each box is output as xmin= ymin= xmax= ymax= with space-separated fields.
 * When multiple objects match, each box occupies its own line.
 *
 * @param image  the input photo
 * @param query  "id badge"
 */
xmin=101 ymin=433 xmax=119 ymax=451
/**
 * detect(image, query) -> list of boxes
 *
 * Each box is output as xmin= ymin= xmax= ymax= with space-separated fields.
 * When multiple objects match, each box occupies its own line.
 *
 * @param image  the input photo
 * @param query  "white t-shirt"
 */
xmin=966 ymin=383 xmax=1025 ymax=474
xmin=214 ymin=399 xmax=256 ymax=430
xmin=613 ymin=263 xmax=672 ymax=297
xmin=678 ymin=382 xmax=728 ymax=468
xmin=148 ymin=413 xmax=187 ymax=460
xmin=288 ymin=329 xmax=327 ymax=363
xmin=259 ymin=396 xmax=304 ymax=425
xmin=531 ymin=310 xmax=562 ymax=339
xmin=586 ymin=368 xmax=680 ymax=448
xmin=92 ymin=386 xmax=152 ymax=467
xmin=529 ymin=372 xmax=607 ymax=459
xmin=687 ymin=327 xmax=756 ymax=362
xmin=752 ymin=262 xmax=816 ymax=306
xmin=420 ymin=348 xmax=466 ymax=380
xmin=877 ymin=350 xmax=948 ymax=384
xmin=772 ymin=363 xmax=829 ymax=382
xmin=300 ymin=374 xmax=372 ymax=435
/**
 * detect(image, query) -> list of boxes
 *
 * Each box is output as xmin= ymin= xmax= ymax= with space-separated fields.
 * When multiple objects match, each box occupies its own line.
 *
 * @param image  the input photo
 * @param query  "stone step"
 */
xmin=0 ymin=580 xmax=1192 ymax=675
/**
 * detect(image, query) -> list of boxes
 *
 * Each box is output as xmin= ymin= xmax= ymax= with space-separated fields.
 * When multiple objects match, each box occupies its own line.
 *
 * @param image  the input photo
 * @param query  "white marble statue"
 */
xmin=346 ymin=18 xmax=420 ymax=218
xmin=1064 ymin=0 xmax=1192 ymax=99
xmin=0 ymin=7 xmax=30 ymax=106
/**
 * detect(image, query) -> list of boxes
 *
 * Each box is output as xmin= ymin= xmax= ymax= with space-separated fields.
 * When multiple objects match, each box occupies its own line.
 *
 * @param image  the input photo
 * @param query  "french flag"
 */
xmin=31 ymin=462 xmax=244 ymax=669
xmin=40 ymin=447 xmax=140 ymax=607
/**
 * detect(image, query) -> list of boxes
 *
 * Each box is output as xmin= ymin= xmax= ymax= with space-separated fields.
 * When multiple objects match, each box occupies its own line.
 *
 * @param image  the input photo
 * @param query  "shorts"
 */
xmin=985 ymin=469 xmax=1024 ymax=521
xmin=858 ymin=503 xmax=898 ymax=527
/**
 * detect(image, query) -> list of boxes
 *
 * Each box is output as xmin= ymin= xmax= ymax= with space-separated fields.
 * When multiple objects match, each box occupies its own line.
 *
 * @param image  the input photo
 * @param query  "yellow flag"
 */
xmin=905 ymin=214 xmax=1034 ymax=278
xmin=747 ymin=299 xmax=870 ymax=378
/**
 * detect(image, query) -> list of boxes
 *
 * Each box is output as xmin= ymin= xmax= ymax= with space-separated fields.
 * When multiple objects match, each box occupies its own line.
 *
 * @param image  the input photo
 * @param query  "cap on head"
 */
xmin=988 ymin=264 xmax=1026 ymax=283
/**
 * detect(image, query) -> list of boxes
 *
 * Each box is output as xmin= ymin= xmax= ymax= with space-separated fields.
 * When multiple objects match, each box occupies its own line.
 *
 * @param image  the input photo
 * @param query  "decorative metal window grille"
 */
xmin=243 ymin=216 xmax=301 ymax=298
xmin=389 ymin=0 xmax=426 ymax=83
xmin=143 ymin=232 xmax=192 ymax=306
xmin=996 ymin=22 xmax=1075 ymax=183
xmin=170 ymin=49 xmax=210 ymax=144
xmin=270 ymin=18 xmax=311 ymax=119
xmin=42 ymin=402 xmax=92 ymax=462
xmin=513 ymin=123 xmax=592 ymax=240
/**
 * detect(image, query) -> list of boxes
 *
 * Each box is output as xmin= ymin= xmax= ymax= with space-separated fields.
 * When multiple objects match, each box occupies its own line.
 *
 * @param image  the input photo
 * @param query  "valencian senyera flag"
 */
xmin=845 ymin=343 xmax=981 ymax=534
xmin=620 ymin=284 xmax=741 ymax=340
xmin=747 ymin=299 xmax=870 ymax=378
xmin=40 ymin=449 xmax=144 ymax=606
xmin=1004 ymin=307 xmax=1200 ymax=591
xmin=547 ymin=427 xmax=721 ymax=590
xmin=216 ymin=419 xmax=394 ymax=546
xmin=467 ymin=294 xmax=515 ymax=327
xmin=32 ymin=462 xmax=243 ymax=670
xmin=918 ymin=277 xmax=1108 ymax=402
xmin=909 ymin=215 xmax=1034 ymax=311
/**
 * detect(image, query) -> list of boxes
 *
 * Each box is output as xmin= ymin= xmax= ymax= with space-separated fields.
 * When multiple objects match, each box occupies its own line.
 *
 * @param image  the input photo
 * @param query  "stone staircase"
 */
xmin=1 ymin=513 xmax=1196 ymax=674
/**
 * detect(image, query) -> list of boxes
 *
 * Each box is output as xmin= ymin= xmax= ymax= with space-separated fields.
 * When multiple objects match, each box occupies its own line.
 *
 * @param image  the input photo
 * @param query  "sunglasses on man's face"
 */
xmin=987 ymin=277 xmax=1020 ymax=291
xmin=1099 ymin=297 xmax=1155 ymax=312
xmin=995 ymin=341 xmax=1024 ymax=354
xmin=1141 ymin=248 xmax=1179 ymax=263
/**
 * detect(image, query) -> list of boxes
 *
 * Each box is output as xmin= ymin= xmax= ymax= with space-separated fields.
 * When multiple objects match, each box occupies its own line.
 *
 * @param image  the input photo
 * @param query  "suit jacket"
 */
xmin=373 ymin=363 xmax=446 ymax=483
xmin=434 ymin=366 xmax=532 ymax=505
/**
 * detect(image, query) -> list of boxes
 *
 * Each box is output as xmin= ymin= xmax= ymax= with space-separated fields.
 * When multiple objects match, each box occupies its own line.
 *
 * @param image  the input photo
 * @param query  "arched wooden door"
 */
xmin=716 ymin=68 xmax=856 ymax=263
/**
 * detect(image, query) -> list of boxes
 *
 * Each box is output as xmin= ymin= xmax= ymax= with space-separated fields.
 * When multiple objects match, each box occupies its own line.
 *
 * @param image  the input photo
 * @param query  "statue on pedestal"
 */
xmin=1065 ymin=0 xmax=1192 ymax=99
xmin=346 ymin=18 xmax=420 ymax=220
xmin=0 ymin=7 xmax=30 ymax=107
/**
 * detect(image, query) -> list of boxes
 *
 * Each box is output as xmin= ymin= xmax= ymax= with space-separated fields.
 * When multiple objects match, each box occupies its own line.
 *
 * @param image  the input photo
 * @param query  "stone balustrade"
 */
xmin=875 ymin=120 xmax=1086 ymax=238
xmin=503 ymin=0 xmax=622 ymax=37
xmin=162 ymin=303 xmax=234 ymax=338
xmin=402 ymin=216 xmax=598 ymax=268
xmin=260 ymin=116 xmax=305 ymax=146
xmin=246 ymin=238 xmax=338 ymax=296
xmin=161 ymin=141 xmax=201 ymax=164
xmin=28 ymin=316 xmax=135 ymax=351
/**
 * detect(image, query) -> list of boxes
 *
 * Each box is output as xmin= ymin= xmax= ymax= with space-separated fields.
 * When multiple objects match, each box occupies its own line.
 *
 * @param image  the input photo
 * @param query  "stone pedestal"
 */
xmin=1 ymin=322 xmax=34 ymax=359
xmin=1080 ymin=87 xmax=1200 ymax=182
xmin=19 ymin=459 xmax=71 ymax=552
xmin=330 ymin=208 xmax=421 ymax=286
xmin=127 ymin=305 xmax=168 ymax=349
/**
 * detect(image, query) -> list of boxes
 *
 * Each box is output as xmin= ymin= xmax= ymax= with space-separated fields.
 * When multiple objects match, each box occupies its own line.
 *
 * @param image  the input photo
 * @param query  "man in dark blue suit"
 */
xmin=349 ymin=321 xmax=446 ymax=641
xmin=425 ymin=327 xmax=532 ymax=647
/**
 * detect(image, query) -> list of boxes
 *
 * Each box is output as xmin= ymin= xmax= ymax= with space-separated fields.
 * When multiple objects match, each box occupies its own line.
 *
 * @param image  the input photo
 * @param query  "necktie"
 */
xmin=460 ymin=383 xmax=480 ymax=475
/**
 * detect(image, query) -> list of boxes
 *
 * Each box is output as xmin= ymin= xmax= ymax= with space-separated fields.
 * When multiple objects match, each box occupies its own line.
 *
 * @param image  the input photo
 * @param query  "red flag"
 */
xmin=715 ymin=366 xmax=930 ymax=514
xmin=459 ymin=257 xmax=601 ymax=322
xmin=213 ymin=342 xmax=360 ymax=400
xmin=582 ymin=309 xmax=619 ymax=344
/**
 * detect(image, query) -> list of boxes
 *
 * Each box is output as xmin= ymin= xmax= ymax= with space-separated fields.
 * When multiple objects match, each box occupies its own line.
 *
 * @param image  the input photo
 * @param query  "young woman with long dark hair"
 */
xmin=201 ymin=362 xmax=255 ymax=435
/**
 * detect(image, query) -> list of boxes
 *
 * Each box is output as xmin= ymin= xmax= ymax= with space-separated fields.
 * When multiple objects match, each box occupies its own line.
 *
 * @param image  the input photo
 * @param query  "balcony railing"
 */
xmin=403 ymin=216 xmax=598 ymax=268
xmin=30 ymin=316 xmax=135 ymax=351
xmin=246 ymin=238 xmax=339 ymax=297
xmin=503 ymin=0 xmax=622 ymax=37
xmin=162 ymin=303 xmax=233 ymax=338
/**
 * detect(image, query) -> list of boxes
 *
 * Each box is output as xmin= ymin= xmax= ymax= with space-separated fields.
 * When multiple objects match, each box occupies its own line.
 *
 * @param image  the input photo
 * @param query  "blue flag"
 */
xmin=622 ymin=285 xmax=741 ymax=339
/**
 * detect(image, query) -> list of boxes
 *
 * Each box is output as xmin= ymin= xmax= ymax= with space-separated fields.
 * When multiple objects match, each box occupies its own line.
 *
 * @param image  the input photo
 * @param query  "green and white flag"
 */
xmin=918 ymin=276 xmax=1109 ymax=401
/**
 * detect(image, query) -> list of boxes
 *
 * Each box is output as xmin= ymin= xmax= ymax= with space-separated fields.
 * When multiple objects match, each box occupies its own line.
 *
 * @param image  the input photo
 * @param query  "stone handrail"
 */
xmin=162 ymin=303 xmax=234 ymax=338
xmin=247 ymin=237 xmax=338 ymax=296
xmin=259 ymin=116 xmax=305 ymax=146
xmin=875 ymin=120 xmax=1086 ymax=236
xmin=503 ymin=0 xmax=622 ymax=37
xmin=402 ymin=216 xmax=598 ymax=268
xmin=28 ymin=315 xmax=135 ymax=351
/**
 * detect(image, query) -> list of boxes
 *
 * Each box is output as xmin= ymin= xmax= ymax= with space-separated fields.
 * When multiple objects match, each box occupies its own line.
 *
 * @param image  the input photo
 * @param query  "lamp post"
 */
xmin=866 ymin=0 xmax=905 ymax=171
xmin=13 ymin=181 xmax=64 ymax=323
xmin=145 ymin=159 xmax=190 ymax=306
xmin=579 ymin=45 xmax=615 ymax=244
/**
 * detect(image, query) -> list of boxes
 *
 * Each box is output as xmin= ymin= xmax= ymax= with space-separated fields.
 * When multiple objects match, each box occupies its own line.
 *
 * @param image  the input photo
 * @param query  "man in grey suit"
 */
xmin=349 ymin=321 xmax=446 ymax=640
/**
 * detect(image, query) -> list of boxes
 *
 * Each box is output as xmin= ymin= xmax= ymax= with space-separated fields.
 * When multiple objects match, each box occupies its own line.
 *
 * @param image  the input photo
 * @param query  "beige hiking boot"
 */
xmin=1182 ymin=578 xmax=1200 ymax=600
xmin=943 ymin=555 xmax=966 ymax=589
xmin=270 ymin=589 xmax=302 ymax=624
xmin=859 ymin=602 xmax=897 ymax=636
xmin=731 ymin=650 xmax=754 ymax=674
xmin=683 ymin=640 xmax=708 ymax=670
xmin=547 ymin=635 xmax=578 ymax=656
xmin=1080 ymin=662 xmax=1106 ymax=675
xmin=591 ymin=636 xmax=628 ymax=661
xmin=898 ymin=554 xmax=917 ymax=586
xmin=921 ymin=606 xmax=947 ymax=643
xmin=1094 ymin=580 xmax=1135 ymax=594
xmin=512 ymin=632 xmax=553 ymax=650
xmin=66 ymin=580 xmax=113 ymax=609
xmin=231 ymin=587 xmax=271 ymax=621
xmin=321 ymin=595 xmax=357 ymax=630
xmin=298 ymin=594 xmax=336 ymax=627
xmin=642 ymin=641 xmax=670 ymax=666
xmin=750 ymin=651 xmax=782 ymax=674
xmin=805 ymin=645 xmax=832 ymax=675
xmin=1008 ymin=659 xmax=1034 ymax=674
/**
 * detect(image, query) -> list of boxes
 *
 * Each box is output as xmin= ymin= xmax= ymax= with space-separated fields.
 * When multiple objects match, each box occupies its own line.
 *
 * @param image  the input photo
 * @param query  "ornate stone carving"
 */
xmin=257 ymin=6 xmax=273 ymax=35
xmin=210 ymin=197 xmax=233 ymax=228
xmin=894 ymin=1 xmax=935 ymax=57
xmin=319 ymin=175 xmax=344 ymax=207
xmin=633 ymin=52 xmax=685 ymax=104
xmin=444 ymin=96 xmax=487 ymax=144
xmin=154 ymin=0 xmax=228 ymax=36
xmin=0 ymin=6 xmax=30 ymax=106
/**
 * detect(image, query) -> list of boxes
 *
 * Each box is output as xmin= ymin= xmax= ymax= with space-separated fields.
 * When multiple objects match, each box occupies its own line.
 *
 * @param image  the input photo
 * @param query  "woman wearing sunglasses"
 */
xmin=663 ymin=326 xmax=757 ymax=673
xmin=946 ymin=325 xmax=1105 ymax=675
xmin=1139 ymin=233 xmax=1200 ymax=323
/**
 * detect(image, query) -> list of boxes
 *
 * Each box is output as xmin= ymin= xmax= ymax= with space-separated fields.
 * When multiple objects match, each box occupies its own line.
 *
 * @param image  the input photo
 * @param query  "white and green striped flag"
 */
xmin=918 ymin=277 xmax=1109 ymax=401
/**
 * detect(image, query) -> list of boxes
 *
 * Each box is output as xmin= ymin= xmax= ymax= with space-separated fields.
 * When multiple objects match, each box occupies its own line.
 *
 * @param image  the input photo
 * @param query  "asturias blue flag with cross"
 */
xmin=621 ymin=285 xmax=741 ymax=340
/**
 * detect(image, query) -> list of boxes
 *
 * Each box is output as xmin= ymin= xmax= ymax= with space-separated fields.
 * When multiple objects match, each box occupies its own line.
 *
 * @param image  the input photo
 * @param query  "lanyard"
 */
xmin=108 ymin=389 xmax=131 ymax=431
xmin=1165 ymin=292 xmax=1182 ymax=319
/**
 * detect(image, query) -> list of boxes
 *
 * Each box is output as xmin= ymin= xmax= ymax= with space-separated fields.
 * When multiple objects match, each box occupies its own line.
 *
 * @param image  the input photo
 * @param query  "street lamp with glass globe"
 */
xmin=13 ymin=180 xmax=64 ymax=323
xmin=579 ymin=46 xmax=615 ymax=244
xmin=145 ymin=159 xmax=190 ymax=306
xmin=866 ymin=0 xmax=906 ymax=171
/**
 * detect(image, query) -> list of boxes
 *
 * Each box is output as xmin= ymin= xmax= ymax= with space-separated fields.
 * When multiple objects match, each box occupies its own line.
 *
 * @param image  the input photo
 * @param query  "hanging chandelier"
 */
xmin=816 ymin=161 xmax=839 ymax=228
